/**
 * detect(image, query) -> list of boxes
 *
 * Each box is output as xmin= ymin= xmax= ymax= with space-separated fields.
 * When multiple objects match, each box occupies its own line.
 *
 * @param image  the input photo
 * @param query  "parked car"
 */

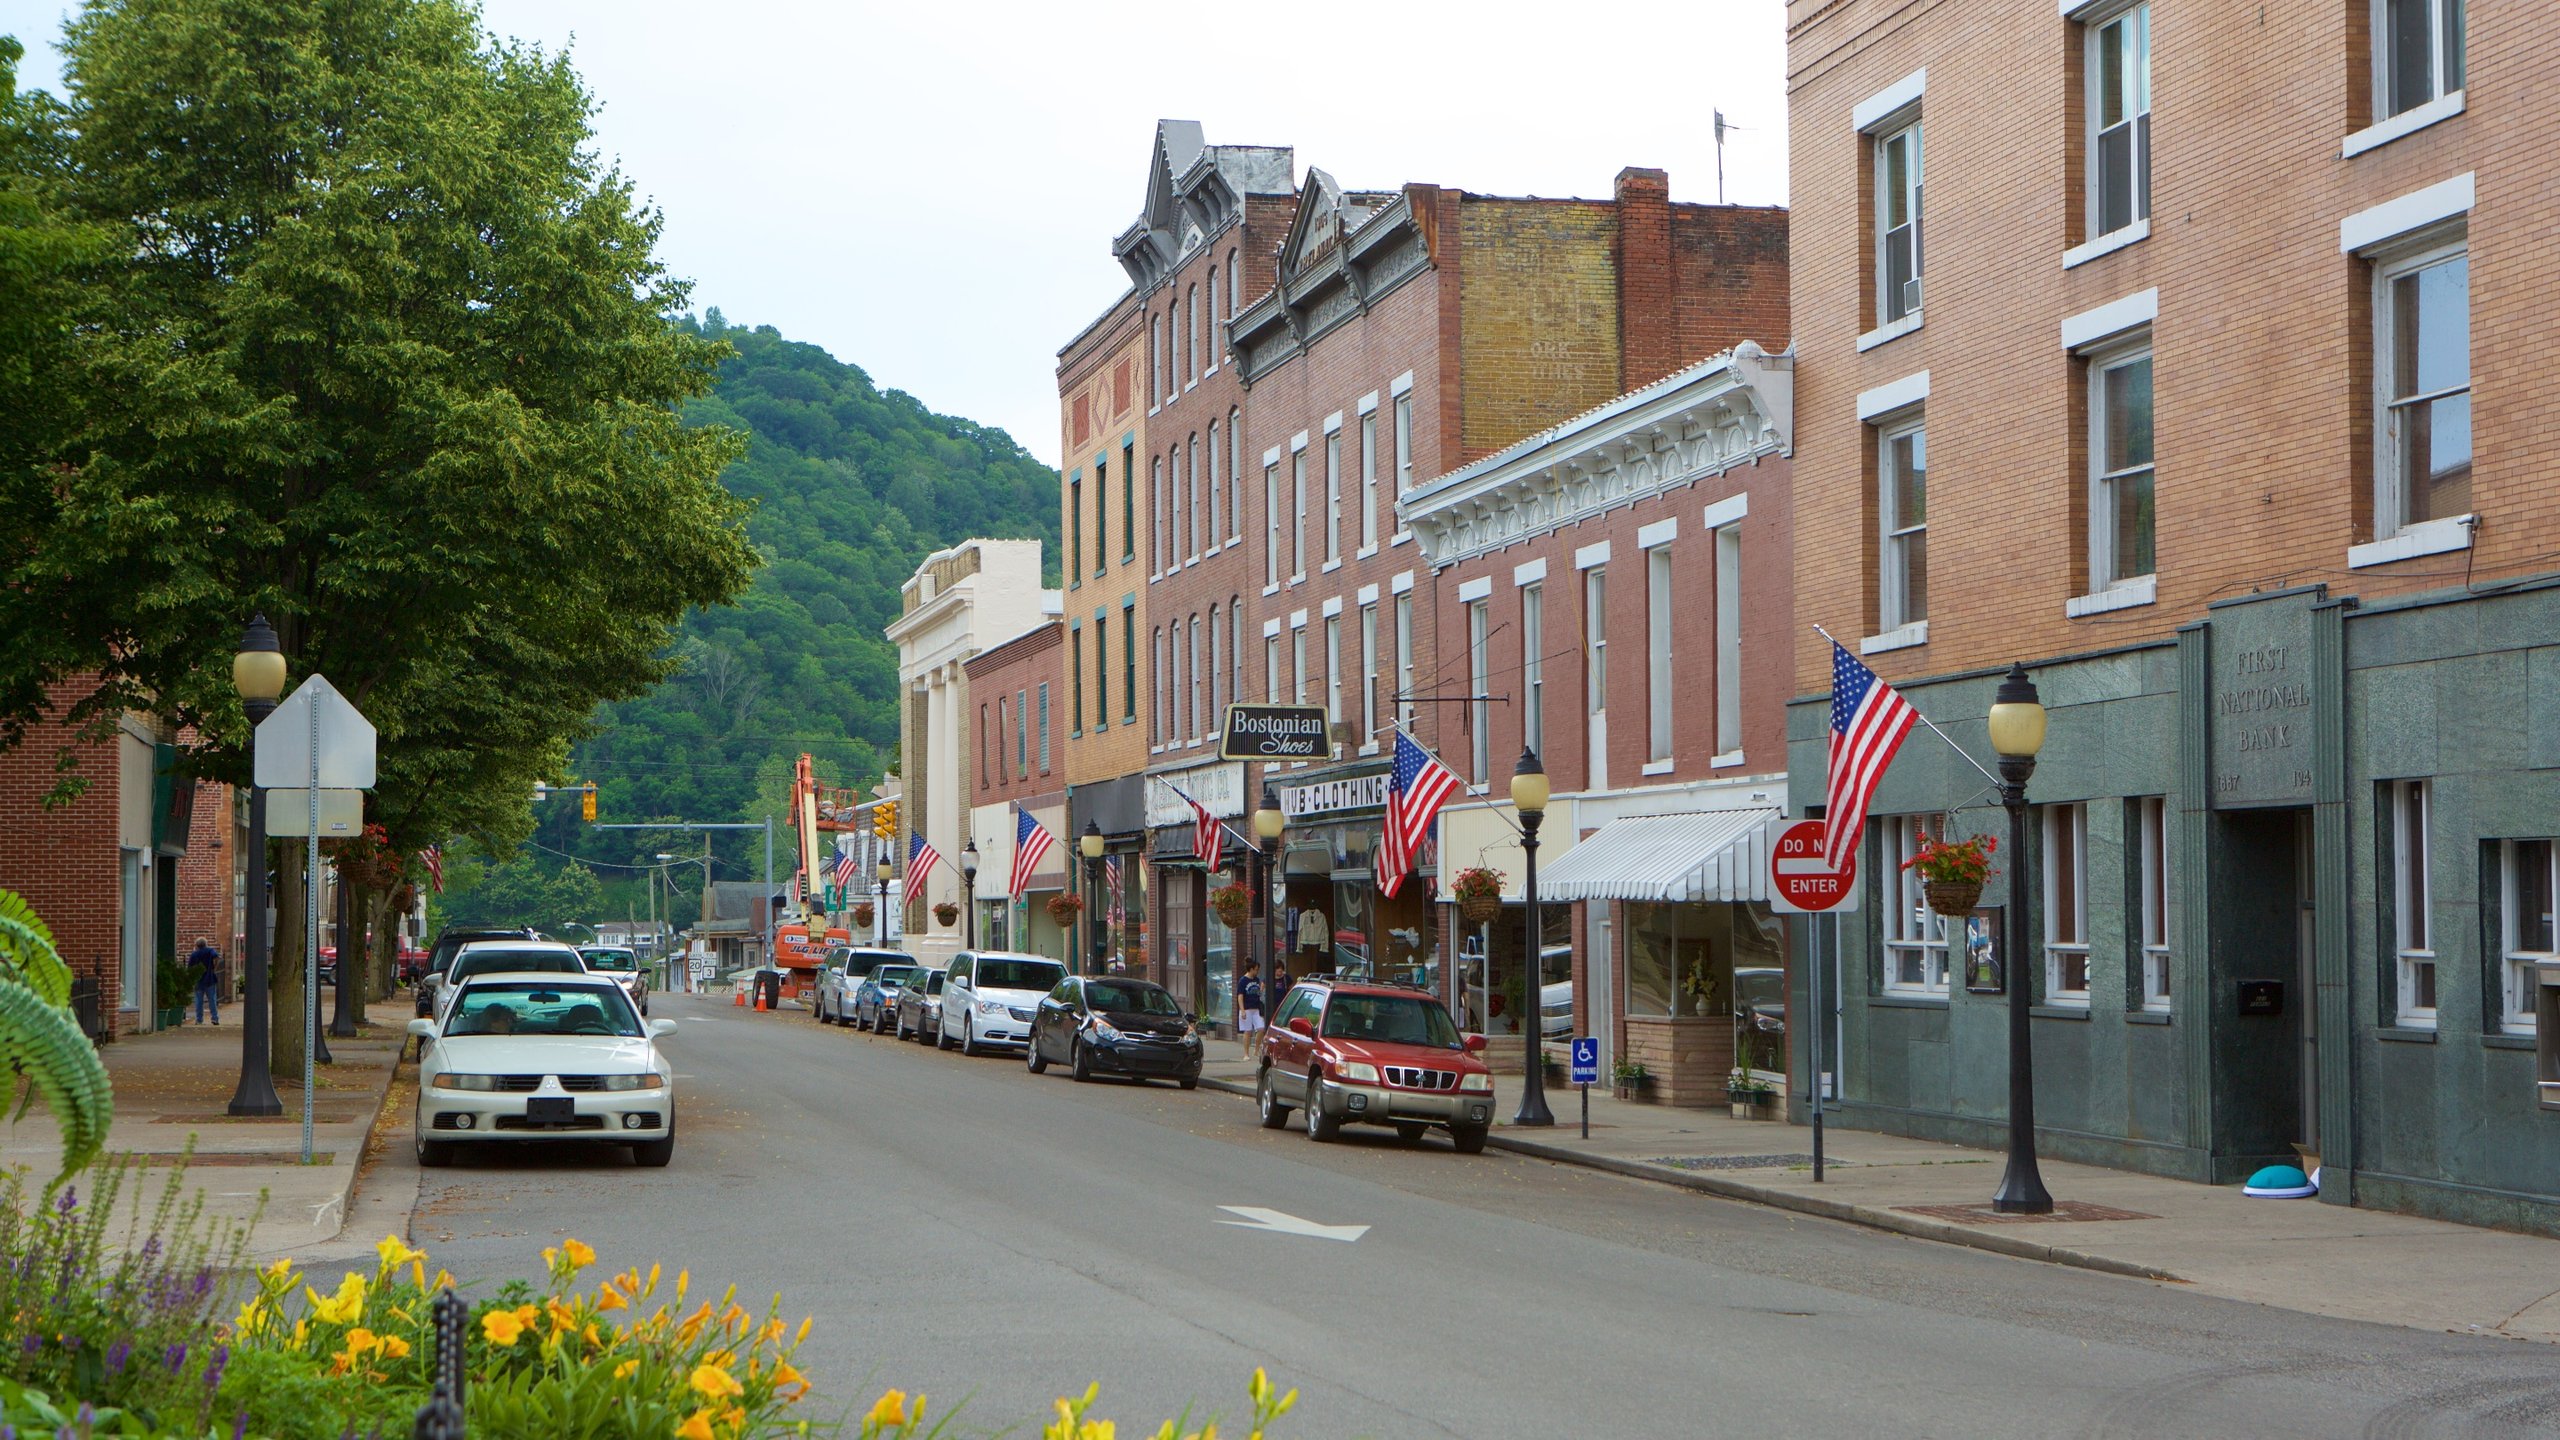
xmin=816 ymin=947 xmax=916 ymax=1025
xmin=578 ymin=946 xmax=650 ymax=1016
xmin=1255 ymin=974 xmax=1495 ymax=1152
xmin=1027 ymin=975 xmax=1202 ymax=1087
xmin=937 ymin=951 xmax=1066 ymax=1054
xmin=416 ymin=927 xmax=540 ymax=1016
xmin=852 ymin=964 xmax=919 ymax=1032
xmin=408 ymin=970 xmax=677 ymax=1167
xmin=892 ymin=967 xmax=948 ymax=1042
xmin=434 ymin=942 xmax=589 ymax=1022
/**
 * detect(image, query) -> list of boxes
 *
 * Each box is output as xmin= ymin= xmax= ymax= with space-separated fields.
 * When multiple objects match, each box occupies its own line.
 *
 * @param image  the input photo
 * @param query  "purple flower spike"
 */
xmin=204 ymin=1344 xmax=229 ymax=1390
xmin=53 ymin=1187 xmax=74 ymax=1215
xmin=105 ymin=1339 xmax=130 ymax=1375
xmin=232 ymin=1409 xmax=250 ymax=1440
xmin=163 ymin=1341 xmax=187 ymax=1371
xmin=22 ymin=1334 xmax=39 ymax=1356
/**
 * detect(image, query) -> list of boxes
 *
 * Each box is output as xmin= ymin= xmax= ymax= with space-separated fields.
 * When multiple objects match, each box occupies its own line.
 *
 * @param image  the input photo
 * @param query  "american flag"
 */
xmin=421 ymin=846 xmax=443 ymax=894
xmin=829 ymin=845 xmax=858 ymax=895
xmin=1380 ymin=729 xmax=1460 ymax=899
xmin=1008 ymin=806 xmax=1055 ymax=899
xmin=1825 ymin=640 xmax=1920 ymax=863
xmin=907 ymin=829 xmax=941 ymax=883
xmin=1172 ymin=784 xmax=1226 ymax=870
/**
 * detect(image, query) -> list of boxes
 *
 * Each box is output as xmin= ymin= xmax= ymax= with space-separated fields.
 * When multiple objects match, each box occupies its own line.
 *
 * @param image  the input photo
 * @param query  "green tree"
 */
xmin=3 ymin=0 xmax=759 ymax=1075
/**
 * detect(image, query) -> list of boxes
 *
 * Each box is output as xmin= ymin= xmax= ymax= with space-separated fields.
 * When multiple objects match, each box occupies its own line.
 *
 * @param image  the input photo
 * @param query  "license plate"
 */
xmin=527 ymin=1096 xmax=575 ymax=1125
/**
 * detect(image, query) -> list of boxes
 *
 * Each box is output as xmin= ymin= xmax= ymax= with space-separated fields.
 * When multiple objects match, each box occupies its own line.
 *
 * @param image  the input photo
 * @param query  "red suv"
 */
xmin=1255 ymin=974 xmax=1496 ymax=1152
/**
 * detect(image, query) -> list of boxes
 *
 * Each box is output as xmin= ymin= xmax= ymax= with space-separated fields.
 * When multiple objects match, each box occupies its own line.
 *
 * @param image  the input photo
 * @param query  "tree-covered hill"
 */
xmin=490 ymin=311 xmax=1061 ymax=913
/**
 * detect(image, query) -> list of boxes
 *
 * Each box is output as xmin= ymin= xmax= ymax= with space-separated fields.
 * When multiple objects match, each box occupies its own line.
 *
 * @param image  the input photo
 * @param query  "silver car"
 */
xmin=815 ymin=947 xmax=916 ymax=1025
xmin=893 ymin=967 xmax=948 ymax=1042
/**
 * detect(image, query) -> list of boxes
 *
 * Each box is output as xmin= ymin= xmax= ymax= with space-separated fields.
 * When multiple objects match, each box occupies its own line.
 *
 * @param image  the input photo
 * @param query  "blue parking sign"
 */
xmin=1569 ymin=1036 xmax=1600 ymax=1086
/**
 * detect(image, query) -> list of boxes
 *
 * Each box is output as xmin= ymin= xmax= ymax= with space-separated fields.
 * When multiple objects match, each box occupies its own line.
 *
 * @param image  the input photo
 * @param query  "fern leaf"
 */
xmin=0 ymin=890 xmax=72 ymax=1008
xmin=0 ymin=979 xmax=114 ymax=1183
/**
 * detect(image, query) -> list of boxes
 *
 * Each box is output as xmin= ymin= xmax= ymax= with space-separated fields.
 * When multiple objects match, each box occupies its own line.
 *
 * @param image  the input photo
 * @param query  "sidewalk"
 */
xmin=0 ymin=997 xmax=412 ymax=1262
xmin=1195 ymin=1038 xmax=2560 ymax=1344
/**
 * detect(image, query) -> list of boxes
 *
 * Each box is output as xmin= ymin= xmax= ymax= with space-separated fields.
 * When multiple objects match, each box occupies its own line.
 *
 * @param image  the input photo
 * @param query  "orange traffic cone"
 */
xmin=733 ymin=988 xmax=746 ymax=1007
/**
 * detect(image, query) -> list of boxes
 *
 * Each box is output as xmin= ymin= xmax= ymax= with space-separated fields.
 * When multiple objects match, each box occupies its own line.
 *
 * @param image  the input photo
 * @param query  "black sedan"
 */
xmin=1026 ymin=976 xmax=1203 ymax=1087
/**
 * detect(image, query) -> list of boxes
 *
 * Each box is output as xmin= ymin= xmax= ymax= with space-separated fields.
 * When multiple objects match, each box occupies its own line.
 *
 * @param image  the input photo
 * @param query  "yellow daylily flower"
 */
xmin=675 ymin=1269 xmax=689 ymax=1303
xmin=866 ymin=1391 xmax=909 ymax=1427
xmin=378 ymin=1334 xmax=412 ymax=1360
xmin=344 ymin=1328 xmax=378 ymax=1356
xmin=262 ymin=1258 xmax=296 ymax=1282
xmin=690 ymin=1362 xmax=745 ymax=1400
xmin=374 ymin=1235 xmax=425 ymax=1272
xmin=562 ymin=1237 xmax=596 ymax=1269
xmin=613 ymin=1358 xmax=639 ymax=1381
xmin=796 ymin=1316 xmax=813 ymax=1343
xmin=597 ymin=1283 xmax=629 ymax=1313
xmin=674 ymin=1410 xmax=716 ymax=1440
xmin=481 ymin=1311 xmax=525 ymax=1347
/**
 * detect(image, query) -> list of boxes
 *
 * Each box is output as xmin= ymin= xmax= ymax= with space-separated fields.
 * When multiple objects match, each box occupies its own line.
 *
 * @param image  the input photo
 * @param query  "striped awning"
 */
xmin=1536 ymin=809 xmax=1781 ymax=904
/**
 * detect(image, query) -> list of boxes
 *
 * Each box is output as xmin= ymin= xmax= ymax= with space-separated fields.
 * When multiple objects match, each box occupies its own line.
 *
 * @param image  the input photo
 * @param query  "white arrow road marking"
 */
xmin=1216 ymin=1205 xmax=1369 ymax=1243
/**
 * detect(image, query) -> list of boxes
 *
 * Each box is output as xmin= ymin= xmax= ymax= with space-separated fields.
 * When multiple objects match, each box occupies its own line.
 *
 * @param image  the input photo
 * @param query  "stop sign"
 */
xmin=1769 ymin=818 xmax=1857 ymax=913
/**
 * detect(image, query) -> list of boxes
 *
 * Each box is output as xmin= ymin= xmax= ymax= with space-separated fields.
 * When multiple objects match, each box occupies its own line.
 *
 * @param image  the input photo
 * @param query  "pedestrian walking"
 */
xmin=1237 ymin=968 xmax=1265 ymax=1058
xmin=1270 ymin=958 xmax=1292 ymax=1001
xmin=186 ymin=937 xmax=222 ymax=1024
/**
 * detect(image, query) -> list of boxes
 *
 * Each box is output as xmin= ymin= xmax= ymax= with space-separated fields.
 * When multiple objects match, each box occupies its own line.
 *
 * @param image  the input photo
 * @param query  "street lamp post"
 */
xmin=960 ymin=841 xmax=981 ymax=952
xmin=655 ymin=851 xmax=713 ymax=992
xmin=1253 ymin=785 xmax=1283 ymax=996
xmin=1987 ymin=662 xmax=2054 ymax=1215
xmin=1511 ymin=749 xmax=1555 ymax=1127
xmin=227 ymin=617 xmax=286 ymax=1117
xmin=874 ymin=858 xmax=893 ymax=948
xmin=1079 ymin=822 xmax=1105 ymax=975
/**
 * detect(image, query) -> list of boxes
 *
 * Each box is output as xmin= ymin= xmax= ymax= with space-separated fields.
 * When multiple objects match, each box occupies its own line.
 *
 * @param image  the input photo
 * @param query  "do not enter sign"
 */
xmin=1768 ymin=818 xmax=1859 ymax=913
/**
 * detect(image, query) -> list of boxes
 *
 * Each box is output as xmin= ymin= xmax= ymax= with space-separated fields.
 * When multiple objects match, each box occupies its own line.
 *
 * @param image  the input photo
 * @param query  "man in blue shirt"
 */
xmin=186 ymin=938 xmax=222 ymax=1024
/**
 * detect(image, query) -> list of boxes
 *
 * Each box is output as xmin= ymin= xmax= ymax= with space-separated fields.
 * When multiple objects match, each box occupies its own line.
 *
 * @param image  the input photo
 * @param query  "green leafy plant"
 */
xmin=1729 ymin=1069 xmax=1779 ymax=1098
xmin=1208 ymin=883 xmax=1253 ymax=930
xmin=0 ymin=885 xmax=115 ymax=1180
xmin=1611 ymin=1058 xmax=1651 ymax=1086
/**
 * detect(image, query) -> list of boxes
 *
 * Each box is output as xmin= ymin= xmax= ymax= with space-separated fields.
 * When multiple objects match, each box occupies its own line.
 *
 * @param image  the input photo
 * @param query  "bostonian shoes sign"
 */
xmin=1218 ymin=704 xmax=1331 ymax=760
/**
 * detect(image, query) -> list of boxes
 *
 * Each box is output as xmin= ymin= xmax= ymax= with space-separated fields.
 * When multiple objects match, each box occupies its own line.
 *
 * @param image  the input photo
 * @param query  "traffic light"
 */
xmin=581 ymin=785 xmax=597 ymax=823
xmin=872 ymin=800 xmax=897 ymax=840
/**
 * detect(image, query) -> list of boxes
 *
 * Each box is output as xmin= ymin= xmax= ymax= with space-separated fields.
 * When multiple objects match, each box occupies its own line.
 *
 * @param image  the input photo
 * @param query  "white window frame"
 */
xmin=1292 ymin=621 xmax=1308 ymax=706
xmin=1206 ymin=604 xmax=1221 ymax=734
xmin=1171 ymin=445 xmax=1187 ymax=569
xmin=1884 ymin=817 xmax=1951 ymax=996
xmin=2043 ymin=803 xmax=2092 ymax=1006
xmin=1151 ymin=624 xmax=1166 ymax=747
xmin=1291 ymin=444 xmax=1309 ymax=583
xmin=1188 ymin=282 xmax=1202 ymax=381
xmin=1205 ymin=421 xmax=1220 ymax=545
xmin=1646 ymin=546 xmax=1673 ymax=764
xmin=2138 ymin=796 xmax=2172 ymax=1012
xmin=1521 ymin=581 xmax=1544 ymax=758
xmin=1875 ymin=120 xmax=1924 ymax=325
xmin=2500 ymin=839 xmax=2554 ymax=1036
xmin=1263 ymin=463 xmax=1280 ymax=588
xmin=1713 ymin=522 xmax=1742 ymax=759
xmin=1264 ymin=634 xmax=1281 ymax=704
xmin=1359 ymin=411 xmax=1380 ymax=554
xmin=1323 ymin=426 xmax=1343 ymax=565
xmin=1394 ymin=593 xmax=1415 ymax=733
xmin=2083 ymin=2 xmax=2152 ymax=244
xmin=1228 ymin=412 xmax=1244 ymax=543
xmin=1325 ymin=616 xmax=1342 ymax=742
xmin=1359 ymin=602 xmax=1379 ymax=748
xmin=1878 ymin=414 xmax=1929 ymax=632
xmin=1205 ymin=269 xmax=1219 ymax=371
xmin=2374 ymin=234 xmax=2471 ymax=541
xmin=2392 ymin=779 xmax=2437 ymax=1027
xmin=1467 ymin=599 xmax=1491 ymax=785
xmin=1393 ymin=393 xmax=1414 ymax=497
xmin=1037 ymin=682 xmax=1050 ymax=770
xmin=2377 ymin=0 xmax=2465 ymax=122
xmin=2089 ymin=341 xmax=2156 ymax=591
xmin=1189 ymin=614 xmax=1204 ymax=742
xmin=1584 ymin=567 xmax=1608 ymax=714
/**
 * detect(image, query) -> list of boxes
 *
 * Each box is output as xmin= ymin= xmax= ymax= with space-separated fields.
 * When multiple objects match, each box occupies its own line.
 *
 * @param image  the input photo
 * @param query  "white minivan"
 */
xmin=938 ymin=950 xmax=1067 ymax=1055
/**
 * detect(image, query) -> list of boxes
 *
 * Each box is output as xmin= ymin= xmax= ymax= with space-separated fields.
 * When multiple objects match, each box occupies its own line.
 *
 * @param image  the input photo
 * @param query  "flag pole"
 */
xmin=1812 ymin=623 xmax=2004 ymax=789
xmin=1388 ymin=721 xmax=1525 ymax=841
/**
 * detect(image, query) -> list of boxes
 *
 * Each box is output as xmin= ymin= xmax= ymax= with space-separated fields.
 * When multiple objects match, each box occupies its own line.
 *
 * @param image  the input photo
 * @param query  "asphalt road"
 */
xmin=408 ymin=993 xmax=2560 ymax=1439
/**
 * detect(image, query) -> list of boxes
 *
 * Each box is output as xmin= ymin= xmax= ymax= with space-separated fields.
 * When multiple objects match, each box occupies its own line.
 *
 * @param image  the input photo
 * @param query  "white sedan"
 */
xmin=408 ymin=971 xmax=678 ymax=1167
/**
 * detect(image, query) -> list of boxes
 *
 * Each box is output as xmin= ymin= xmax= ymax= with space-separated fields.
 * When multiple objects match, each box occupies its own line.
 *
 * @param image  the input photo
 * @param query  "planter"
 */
xmin=932 ymin=903 xmax=960 ymax=927
xmin=1924 ymin=880 xmax=1983 ymax=916
xmin=851 ymin=904 xmax=875 ymax=928
xmin=155 ymin=1005 xmax=185 ymax=1031
xmin=1458 ymin=893 xmax=1502 ymax=924
xmin=1729 ymin=1092 xmax=1781 ymax=1121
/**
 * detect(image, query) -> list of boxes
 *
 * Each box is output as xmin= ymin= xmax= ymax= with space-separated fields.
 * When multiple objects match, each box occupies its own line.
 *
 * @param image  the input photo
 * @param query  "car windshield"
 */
xmin=871 ymin=965 xmax=916 ymax=987
xmin=580 ymin=949 xmax=637 ymax=972
xmin=452 ymin=950 xmax=583 ymax=983
xmin=922 ymin=972 xmax=946 ymax=995
xmin=1320 ymin=993 xmax=1464 ymax=1048
xmin=446 ymin=983 xmax=640 ymax=1038
xmin=847 ymin=952 xmax=913 ymax=978
xmin=1085 ymin=981 xmax=1181 ymax=1016
xmin=976 ymin=958 xmax=1065 ymax=991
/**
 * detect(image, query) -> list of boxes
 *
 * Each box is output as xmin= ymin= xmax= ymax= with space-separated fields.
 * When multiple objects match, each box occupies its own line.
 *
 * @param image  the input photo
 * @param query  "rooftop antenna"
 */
xmin=1714 ymin=110 xmax=1751 ymax=204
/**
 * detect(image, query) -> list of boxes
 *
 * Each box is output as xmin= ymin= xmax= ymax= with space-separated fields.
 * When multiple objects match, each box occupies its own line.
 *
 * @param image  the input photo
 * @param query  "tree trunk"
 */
xmin=342 ymin=883 xmax=374 ymax=1014
xmin=271 ymin=846 xmax=306 ymax=1080
xmin=365 ymin=884 xmax=396 ymax=1004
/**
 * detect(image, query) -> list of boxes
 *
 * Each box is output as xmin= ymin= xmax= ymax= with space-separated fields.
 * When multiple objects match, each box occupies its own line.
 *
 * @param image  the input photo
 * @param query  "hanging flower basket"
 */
xmin=1900 ymin=830 xmax=1998 ymax=916
xmin=851 ymin=902 xmax=875 ymax=928
xmin=1046 ymin=892 xmax=1085 ymax=927
xmin=933 ymin=901 xmax=960 ymax=927
xmin=1450 ymin=865 xmax=1504 ymax=924
xmin=1209 ymin=882 xmax=1253 ymax=929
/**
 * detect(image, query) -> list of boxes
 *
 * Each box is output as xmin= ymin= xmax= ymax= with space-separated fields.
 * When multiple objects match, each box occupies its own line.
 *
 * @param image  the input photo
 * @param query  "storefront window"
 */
xmin=1458 ymin=903 xmax=1571 ymax=1038
xmin=1204 ymin=885 xmax=1235 ymax=1026
xmin=1627 ymin=901 xmax=1771 ymax=1019
xmin=1162 ymin=870 xmax=1195 ymax=1008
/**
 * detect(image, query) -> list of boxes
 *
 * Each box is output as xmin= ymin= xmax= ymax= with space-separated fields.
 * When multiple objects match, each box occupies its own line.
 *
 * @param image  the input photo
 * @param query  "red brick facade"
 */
xmin=0 ymin=681 xmax=144 ymax=1032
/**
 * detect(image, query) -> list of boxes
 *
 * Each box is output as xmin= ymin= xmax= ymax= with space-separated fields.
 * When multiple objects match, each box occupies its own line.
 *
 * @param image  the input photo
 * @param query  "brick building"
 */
xmin=1783 ymin=0 xmax=2560 ymax=1229
xmin=962 ymin=611 xmax=1069 ymax=957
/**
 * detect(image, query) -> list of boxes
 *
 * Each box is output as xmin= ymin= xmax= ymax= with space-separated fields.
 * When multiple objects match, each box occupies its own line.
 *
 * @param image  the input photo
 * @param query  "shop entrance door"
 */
xmin=2208 ymin=806 xmax=2309 ymax=1165
xmin=2295 ymin=810 xmax=2320 ymax=1155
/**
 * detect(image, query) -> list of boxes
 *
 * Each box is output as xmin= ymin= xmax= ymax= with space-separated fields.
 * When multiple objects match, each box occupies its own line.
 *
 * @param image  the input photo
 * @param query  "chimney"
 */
xmin=1614 ymin=166 xmax=1675 ymax=391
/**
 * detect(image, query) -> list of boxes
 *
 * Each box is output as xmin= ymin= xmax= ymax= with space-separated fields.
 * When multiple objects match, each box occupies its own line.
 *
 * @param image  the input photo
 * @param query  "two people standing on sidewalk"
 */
xmin=186 ymin=937 xmax=222 ymax=1024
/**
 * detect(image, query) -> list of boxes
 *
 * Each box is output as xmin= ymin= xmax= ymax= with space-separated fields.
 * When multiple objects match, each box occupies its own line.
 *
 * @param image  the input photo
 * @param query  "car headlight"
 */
xmin=977 ymin=999 xmax=1006 ymax=1016
xmin=1336 ymin=1062 xmax=1380 ymax=1084
xmin=1459 ymin=1073 xmax=1494 ymax=1093
xmin=1086 ymin=1018 xmax=1123 ymax=1042
xmin=593 ymin=1073 xmax=665 ymax=1091
xmin=429 ymin=1073 xmax=500 ymax=1091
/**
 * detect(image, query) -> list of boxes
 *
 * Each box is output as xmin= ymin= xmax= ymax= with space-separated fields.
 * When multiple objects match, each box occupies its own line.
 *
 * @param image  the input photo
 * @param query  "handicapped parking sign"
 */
xmin=1569 ymin=1037 xmax=1600 ymax=1087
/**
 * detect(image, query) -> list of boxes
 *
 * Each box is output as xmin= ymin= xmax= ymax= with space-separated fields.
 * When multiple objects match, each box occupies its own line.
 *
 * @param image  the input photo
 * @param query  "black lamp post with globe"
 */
xmin=227 ymin=617 xmax=286 ymax=1118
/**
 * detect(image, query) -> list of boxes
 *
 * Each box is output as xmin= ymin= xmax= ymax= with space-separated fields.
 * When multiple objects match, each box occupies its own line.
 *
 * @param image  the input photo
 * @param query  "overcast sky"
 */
xmin=1 ymin=0 xmax=1790 ymax=465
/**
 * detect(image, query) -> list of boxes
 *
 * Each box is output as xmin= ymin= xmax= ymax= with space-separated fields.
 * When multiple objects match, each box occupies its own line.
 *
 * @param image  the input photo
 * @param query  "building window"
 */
xmin=1187 ymin=284 xmax=1199 ymax=381
xmin=2091 ymin=348 xmax=2155 ymax=586
xmin=1205 ymin=422 xmax=1220 ymax=543
xmin=1324 ymin=428 xmax=1343 ymax=565
xmin=1205 ymin=269 xmax=1218 ymax=359
xmin=1227 ymin=250 xmax=1239 ymax=323
xmin=2392 ymin=779 xmax=2437 ymax=1026
xmin=1190 ymin=436 xmax=1203 ymax=560
xmin=2086 ymin=3 xmax=2151 ymax=240
xmin=1095 ymin=457 xmax=1110 ymax=575
xmin=1069 ymin=475 xmax=1083 ymax=588
xmin=1164 ymin=308 xmax=1178 ymax=401
xmin=1263 ymin=463 xmax=1280 ymax=587
xmin=1016 ymin=687 xmax=1029 ymax=777
xmin=1584 ymin=567 xmax=1608 ymax=714
xmin=1884 ymin=817 xmax=1951 ymax=995
xmin=2137 ymin=796 xmax=2172 ymax=1011
xmin=2042 ymin=803 xmax=2091 ymax=1005
xmin=1148 ymin=458 xmax=1163 ymax=573
xmin=1228 ymin=410 xmax=1244 ymax=542
xmin=1394 ymin=593 xmax=1415 ymax=732
xmin=1122 ymin=601 xmax=1137 ymax=724
xmin=1231 ymin=598 xmax=1244 ymax=715
xmin=1264 ymin=634 xmax=1281 ymax=703
xmin=1521 ymin=582 xmax=1544 ymax=758
xmin=1359 ymin=412 xmax=1379 ymax=552
xmin=1153 ymin=625 xmax=1167 ymax=747
xmin=1291 ymin=623 xmax=1308 ymax=705
xmin=1714 ymin=524 xmax=1741 ymax=756
xmin=1359 ymin=602 xmax=1378 ymax=746
xmin=1037 ymin=682 xmax=1050 ymax=771
xmin=1171 ymin=447 xmax=1186 ymax=567
xmin=1093 ymin=615 xmax=1108 ymax=728
xmin=1189 ymin=614 xmax=1204 ymax=741
xmin=1466 ymin=599 xmax=1490 ymax=785
xmin=2500 ymin=839 xmax=2553 ymax=1035
xmin=1070 ymin=628 xmax=1084 ymax=735
xmin=1207 ymin=605 xmax=1222 ymax=730
xmin=2377 ymin=242 xmax=2471 ymax=535
xmin=1324 ymin=615 xmax=1342 ymax=743
xmin=977 ymin=702 xmax=989 ymax=788
xmin=1876 ymin=120 xmax=1924 ymax=324
xmin=1147 ymin=311 xmax=1159 ymax=402
xmin=1879 ymin=417 xmax=1928 ymax=629
xmin=2380 ymin=0 xmax=2464 ymax=119
xmin=1646 ymin=546 xmax=1673 ymax=763
xmin=1393 ymin=394 xmax=1414 ymax=509
xmin=1291 ymin=447 xmax=1308 ymax=582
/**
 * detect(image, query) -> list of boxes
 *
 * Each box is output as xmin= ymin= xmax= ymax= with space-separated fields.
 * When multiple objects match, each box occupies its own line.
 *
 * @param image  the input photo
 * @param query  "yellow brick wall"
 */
xmin=1057 ymin=302 xmax=1151 ymax=788
xmin=1458 ymin=200 xmax=1623 ymax=458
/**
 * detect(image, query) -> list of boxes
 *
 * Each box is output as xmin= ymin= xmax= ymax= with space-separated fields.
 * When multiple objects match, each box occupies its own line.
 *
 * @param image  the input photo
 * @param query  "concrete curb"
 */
xmin=1198 ymin=1073 xmax=2181 ymax=1285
